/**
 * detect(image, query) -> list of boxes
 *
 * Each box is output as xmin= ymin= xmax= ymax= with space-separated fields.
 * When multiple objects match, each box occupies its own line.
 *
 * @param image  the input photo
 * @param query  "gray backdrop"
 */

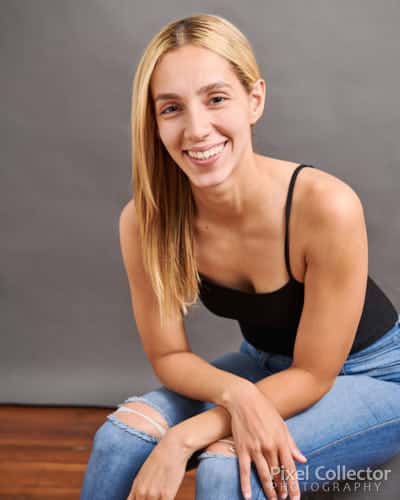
xmin=1 ymin=0 xmax=399 ymax=407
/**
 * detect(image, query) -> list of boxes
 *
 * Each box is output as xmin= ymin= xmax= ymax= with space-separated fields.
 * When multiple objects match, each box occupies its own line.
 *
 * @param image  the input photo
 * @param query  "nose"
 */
xmin=183 ymin=103 xmax=211 ymax=142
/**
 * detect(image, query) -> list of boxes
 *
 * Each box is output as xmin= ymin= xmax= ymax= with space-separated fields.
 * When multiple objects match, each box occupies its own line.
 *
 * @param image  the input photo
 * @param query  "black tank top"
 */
xmin=198 ymin=164 xmax=398 ymax=357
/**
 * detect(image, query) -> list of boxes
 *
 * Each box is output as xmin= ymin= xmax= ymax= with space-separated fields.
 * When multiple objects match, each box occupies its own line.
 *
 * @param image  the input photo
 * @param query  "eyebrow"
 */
xmin=154 ymin=81 xmax=233 ymax=103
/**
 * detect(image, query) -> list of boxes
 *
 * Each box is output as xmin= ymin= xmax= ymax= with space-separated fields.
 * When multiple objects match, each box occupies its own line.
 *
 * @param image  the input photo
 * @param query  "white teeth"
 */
xmin=187 ymin=142 xmax=226 ymax=159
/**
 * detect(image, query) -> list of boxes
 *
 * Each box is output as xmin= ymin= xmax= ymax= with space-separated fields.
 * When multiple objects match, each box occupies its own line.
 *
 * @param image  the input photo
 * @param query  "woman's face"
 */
xmin=150 ymin=44 xmax=264 ymax=188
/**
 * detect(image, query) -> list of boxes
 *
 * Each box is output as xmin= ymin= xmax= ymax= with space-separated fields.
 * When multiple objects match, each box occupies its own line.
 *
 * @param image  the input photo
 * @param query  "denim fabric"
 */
xmin=81 ymin=314 xmax=400 ymax=499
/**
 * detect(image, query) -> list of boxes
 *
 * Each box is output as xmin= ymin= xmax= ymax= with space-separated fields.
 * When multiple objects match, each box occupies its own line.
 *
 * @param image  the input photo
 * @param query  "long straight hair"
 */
xmin=131 ymin=13 xmax=262 ymax=325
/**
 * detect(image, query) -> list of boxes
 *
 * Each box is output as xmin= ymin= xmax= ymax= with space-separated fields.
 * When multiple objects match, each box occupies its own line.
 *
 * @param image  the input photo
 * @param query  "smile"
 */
xmin=187 ymin=141 xmax=227 ymax=159
xmin=184 ymin=141 xmax=228 ymax=167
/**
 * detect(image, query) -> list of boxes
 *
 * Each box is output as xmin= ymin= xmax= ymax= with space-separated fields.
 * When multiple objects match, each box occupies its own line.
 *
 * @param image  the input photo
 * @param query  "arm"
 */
xmin=169 ymin=367 xmax=329 ymax=455
xmin=119 ymin=199 xmax=247 ymax=405
xmin=170 ymin=183 xmax=369 ymax=454
xmin=154 ymin=351 xmax=249 ymax=407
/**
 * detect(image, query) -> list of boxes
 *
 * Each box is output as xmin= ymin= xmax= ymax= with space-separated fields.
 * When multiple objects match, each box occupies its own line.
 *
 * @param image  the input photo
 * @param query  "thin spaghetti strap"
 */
xmin=284 ymin=164 xmax=314 ymax=280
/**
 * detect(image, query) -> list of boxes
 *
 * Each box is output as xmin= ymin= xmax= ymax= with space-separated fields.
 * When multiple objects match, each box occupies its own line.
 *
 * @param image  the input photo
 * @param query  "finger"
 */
xmin=253 ymin=449 xmax=278 ymax=500
xmin=126 ymin=484 xmax=133 ymax=500
xmin=238 ymin=450 xmax=253 ymax=500
xmin=279 ymin=448 xmax=301 ymax=500
xmin=267 ymin=452 xmax=287 ymax=500
xmin=284 ymin=423 xmax=307 ymax=463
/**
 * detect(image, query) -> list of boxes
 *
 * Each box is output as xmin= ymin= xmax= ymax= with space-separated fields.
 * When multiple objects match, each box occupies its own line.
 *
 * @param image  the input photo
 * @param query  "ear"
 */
xmin=248 ymin=79 xmax=266 ymax=126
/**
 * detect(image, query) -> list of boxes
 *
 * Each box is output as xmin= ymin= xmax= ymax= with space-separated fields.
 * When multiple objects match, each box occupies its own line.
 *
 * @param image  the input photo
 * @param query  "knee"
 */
xmin=88 ymin=401 xmax=170 ymax=461
xmin=203 ymin=435 xmax=237 ymax=456
xmin=87 ymin=415 xmax=159 ymax=468
xmin=196 ymin=450 xmax=240 ymax=499
xmin=109 ymin=401 xmax=170 ymax=439
xmin=81 ymin=419 xmax=158 ymax=499
xmin=91 ymin=419 xmax=125 ymax=455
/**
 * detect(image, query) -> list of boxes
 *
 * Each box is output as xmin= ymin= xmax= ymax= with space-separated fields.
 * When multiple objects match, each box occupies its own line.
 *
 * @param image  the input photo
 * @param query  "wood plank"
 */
xmin=0 ymin=405 xmax=196 ymax=499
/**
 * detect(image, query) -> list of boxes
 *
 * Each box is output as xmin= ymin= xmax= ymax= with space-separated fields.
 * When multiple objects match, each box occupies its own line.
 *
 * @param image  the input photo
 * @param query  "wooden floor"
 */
xmin=0 ymin=405 xmax=196 ymax=499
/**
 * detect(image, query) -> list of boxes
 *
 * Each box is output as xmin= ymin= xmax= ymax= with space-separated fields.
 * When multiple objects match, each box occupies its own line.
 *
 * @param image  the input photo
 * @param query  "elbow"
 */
xmin=312 ymin=373 xmax=335 ymax=399
xmin=291 ymin=366 xmax=335 ymax=399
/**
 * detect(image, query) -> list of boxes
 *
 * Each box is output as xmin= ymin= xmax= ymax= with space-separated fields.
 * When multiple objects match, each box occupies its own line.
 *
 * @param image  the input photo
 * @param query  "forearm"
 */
xmin=254 ymin=366 xmax=333 ymax=419
xmin=153 ymin=351 xmax=248 ymax=407
xmin=170 ymin=367 xmax=332 ymax=454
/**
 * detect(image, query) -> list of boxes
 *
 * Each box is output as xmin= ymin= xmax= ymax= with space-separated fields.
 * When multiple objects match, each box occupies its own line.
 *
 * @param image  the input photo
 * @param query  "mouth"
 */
xmin=184 ymin=140 xmax=229 ymax=167
xmin=183 ymin=140 xmax=228 ymax=153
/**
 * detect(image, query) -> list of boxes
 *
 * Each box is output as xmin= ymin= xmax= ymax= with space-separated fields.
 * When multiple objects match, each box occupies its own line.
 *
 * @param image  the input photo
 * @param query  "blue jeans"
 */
xmin=81 ymin=315 xmax=400 ymax=499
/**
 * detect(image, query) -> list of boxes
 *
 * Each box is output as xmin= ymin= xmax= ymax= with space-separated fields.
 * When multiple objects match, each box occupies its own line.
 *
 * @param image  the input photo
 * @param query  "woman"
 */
xmin=81 ymin=13 xmax=400 ymax=500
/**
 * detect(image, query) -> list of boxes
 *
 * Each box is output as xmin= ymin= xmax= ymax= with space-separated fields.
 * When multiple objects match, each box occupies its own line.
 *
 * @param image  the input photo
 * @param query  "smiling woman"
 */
xmin=150 ymin=43 xmax=265 ymax=198
xmin=80 ymin=12 xmax=400 ymax=500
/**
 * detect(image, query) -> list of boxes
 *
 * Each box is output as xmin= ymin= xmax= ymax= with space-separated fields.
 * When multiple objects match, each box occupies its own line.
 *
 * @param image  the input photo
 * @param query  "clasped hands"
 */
xmin=127 ymin=382 xmax=306 ymax=500
xmin=222 ymin=381 xmax=307 ymax=500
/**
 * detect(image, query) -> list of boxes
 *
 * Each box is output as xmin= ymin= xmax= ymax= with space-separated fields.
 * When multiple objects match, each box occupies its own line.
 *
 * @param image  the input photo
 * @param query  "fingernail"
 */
xmin=245 ymin=492 xmax=251 ymax=499
xmin=298 ymin=450 xmax=307 ymax=461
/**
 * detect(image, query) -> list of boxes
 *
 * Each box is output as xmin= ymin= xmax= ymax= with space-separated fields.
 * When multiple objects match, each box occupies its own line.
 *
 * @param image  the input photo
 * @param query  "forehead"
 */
xmin=150 ymin=45 xmax=240 ymax=98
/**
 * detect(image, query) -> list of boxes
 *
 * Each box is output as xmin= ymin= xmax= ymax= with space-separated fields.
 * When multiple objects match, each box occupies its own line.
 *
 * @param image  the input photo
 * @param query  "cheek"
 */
xmin=157 ymin=124 xmax=180 ymax=149
xmin=157 ymin=108 xmax=249 ymax=147
xmin=220 ymin=110 xmax=249 ymax=136
xmin=157 ymin=134 xmax=186 ymax=165
xmin=157 ymin=135 xmax=178 ymax=159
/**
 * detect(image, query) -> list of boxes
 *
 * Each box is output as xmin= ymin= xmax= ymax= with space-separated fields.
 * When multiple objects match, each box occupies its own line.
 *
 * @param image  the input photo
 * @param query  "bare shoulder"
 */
xmin=119 ymin=199 xmax=139 ymax=235
xmin=118 ymin=198 xmax=156 ymax=297
xmin=118 ymin=199 xmax=146 ymax=298
xmin=119 ymin=199 xmax=142 ymax=263
xmin=299 ymin=166 xmax=364 ymax=225
xmin=298 ymin=166 xmax=366 ymax=260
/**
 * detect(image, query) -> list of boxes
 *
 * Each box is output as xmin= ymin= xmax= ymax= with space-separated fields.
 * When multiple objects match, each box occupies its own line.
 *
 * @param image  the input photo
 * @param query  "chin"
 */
xmin=193 ymin=165 xmax=234 ymax=189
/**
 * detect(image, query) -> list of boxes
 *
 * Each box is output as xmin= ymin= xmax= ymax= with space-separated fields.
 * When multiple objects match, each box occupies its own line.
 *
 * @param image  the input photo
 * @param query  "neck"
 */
xmin=191 ymin=153 xmax=275 ymax=232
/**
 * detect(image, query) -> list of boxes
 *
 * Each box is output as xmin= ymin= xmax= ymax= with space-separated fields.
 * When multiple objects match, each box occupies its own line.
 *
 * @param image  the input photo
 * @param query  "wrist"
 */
xmin=221 ymin=378 xmax=256 ymax=412
xmin=161 ymin=426 xmax=197 ymax=459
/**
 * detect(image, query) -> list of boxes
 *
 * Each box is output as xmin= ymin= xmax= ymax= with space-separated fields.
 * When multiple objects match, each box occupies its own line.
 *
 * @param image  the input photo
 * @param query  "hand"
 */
xmin=127 ymin=432 xmax=191 ymax=500
xmin=224 ymin=383 xmax=307 ymax=500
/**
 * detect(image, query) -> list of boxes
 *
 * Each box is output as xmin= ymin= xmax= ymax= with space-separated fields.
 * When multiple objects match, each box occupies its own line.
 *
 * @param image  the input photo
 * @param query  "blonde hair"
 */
xmin=131 ymin=13 xmax=262 ymax=325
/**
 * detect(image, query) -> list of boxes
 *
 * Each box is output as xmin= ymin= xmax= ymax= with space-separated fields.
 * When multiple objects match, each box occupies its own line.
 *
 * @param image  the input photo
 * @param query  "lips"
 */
xmin=184 ymin=140 xmax=228 ymax=154
xmin=184 ymin=140 xmax=228 ymax=167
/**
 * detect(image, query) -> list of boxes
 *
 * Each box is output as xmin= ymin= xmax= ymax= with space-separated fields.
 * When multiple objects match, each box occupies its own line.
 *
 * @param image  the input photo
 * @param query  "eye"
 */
xmin=210 ymin=95 xmax=227 ymax=105
xmin=160 ymin=104 xmax=178 ymax=115
xmin=160 ymin=95 xmax=227 ymax=116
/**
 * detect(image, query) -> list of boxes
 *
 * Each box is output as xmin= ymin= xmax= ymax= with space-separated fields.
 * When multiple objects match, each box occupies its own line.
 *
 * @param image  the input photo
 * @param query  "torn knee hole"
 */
xmin=205 ymin=439 xmax=236 ymax=456
xmin=111 ymin=402 xmax=169 ymax=439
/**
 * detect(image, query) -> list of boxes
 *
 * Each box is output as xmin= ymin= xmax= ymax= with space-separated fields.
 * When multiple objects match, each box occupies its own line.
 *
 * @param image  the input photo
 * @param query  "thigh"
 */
xmin=288 ymin=319 xmax=400 ymax=464
xmin=196 ymin=325 xmax=400 ymax=498
xmin=108 ymin=347 xmax=273 ymax=430
xmin=285 ymin=316 xmax=400 ymax=476
xmin=282 ymin=374 xmax=400 ymax=495
xmin=196 ymin=375 xmax=400 ymax=500
xmin=288 ymin=374 xmax=400 ymax=460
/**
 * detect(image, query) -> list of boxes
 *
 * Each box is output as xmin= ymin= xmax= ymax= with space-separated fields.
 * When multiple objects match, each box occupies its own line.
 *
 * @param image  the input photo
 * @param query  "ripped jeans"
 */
xmin=81 ymin=315 xmax=400 ymax=499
